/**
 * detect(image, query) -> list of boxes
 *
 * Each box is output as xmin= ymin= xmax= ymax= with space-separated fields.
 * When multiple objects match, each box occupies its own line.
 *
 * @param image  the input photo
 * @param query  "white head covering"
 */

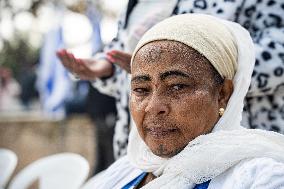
xmin=131 ymin=14 xmax=238 ymax=79
xmin=127 ymin=14 xmax=284 ymax=188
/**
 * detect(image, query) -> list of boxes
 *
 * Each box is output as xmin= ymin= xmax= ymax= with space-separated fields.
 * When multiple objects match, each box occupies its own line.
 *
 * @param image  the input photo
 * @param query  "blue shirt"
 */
xmin=122 ymin=172 xmax=210 ymax=189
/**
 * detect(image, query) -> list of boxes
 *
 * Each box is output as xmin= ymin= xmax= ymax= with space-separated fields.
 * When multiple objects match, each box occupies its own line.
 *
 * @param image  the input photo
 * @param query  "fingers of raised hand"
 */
xmin=106 ymin=51 xmax=131 ymax=73
xmin=106 ymin=53 xmax=116 ymax=63
xmin=56 ymin=49 xmax=70 ymax=68
xmin=56 ymin=50 xmax=74 ymax=70
xmin=63 ymin=51 xmax=77 ymax=72
xmin=75 ymin=59 xmax=89 ymax=79
xmin=107 ymin=51 xmax=131 ymax=63
xmin=56 ymin=49 xmax=84 ymax=78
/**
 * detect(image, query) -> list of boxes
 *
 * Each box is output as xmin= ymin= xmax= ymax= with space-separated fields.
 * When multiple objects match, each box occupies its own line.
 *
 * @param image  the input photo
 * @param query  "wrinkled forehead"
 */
xmin=131 ymin=40 xmax=211 ymax=74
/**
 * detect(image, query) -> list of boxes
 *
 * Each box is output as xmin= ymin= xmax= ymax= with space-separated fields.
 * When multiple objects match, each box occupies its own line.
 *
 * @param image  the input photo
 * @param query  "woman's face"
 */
xmin=130 ymin=40 xmax=229 ymax=158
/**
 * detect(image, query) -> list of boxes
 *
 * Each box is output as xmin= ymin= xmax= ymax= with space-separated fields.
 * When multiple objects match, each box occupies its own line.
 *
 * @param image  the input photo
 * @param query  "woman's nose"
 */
xmin=145 ymin=94 xmax=170 ymax=116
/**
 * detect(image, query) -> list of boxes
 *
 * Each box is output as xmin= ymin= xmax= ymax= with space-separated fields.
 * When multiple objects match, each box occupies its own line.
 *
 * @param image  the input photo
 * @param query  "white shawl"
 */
xmin=127 ymin=14 xmax=284 ymax=188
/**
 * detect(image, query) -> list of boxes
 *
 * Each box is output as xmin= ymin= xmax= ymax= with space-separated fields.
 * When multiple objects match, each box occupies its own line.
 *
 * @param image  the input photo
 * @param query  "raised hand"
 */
xmin=56 ymin=49 xmax=113 ymax=80
xmin=106 ymin=50 xmax=132 ymax=73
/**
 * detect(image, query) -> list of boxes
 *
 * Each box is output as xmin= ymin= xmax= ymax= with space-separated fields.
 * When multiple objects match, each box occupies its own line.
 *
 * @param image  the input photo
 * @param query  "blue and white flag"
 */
xmin=37 ymin=6 xmax=102 ymax=119
xmin=37 ymin=26 xmax=71 ymax=119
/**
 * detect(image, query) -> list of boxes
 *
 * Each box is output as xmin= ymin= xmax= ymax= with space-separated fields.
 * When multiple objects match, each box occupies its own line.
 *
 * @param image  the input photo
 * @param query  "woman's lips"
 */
xmin=145 ymin=127 xmax=178 ymax=138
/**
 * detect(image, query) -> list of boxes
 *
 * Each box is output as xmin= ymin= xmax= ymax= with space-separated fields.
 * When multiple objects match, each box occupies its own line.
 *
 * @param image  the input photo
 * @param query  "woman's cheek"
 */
xmin=130 ymin=96 xmax=147 ymax=129
xmin=172 ymin=91 xmax=212 ymax=121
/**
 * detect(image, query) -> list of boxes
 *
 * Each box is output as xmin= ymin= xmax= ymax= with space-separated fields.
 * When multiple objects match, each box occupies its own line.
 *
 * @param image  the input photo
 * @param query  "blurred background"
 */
xmin=0 ymin=0 xmax=127 ymax=114
xmin=0 ymin=0 xmax=127 ymax=182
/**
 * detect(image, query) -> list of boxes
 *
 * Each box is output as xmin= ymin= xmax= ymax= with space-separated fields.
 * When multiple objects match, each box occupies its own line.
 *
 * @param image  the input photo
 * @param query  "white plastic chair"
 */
xmin=80 ymin=171 xmax=105 ymax=189
xmin=8 ymin=153 xmax=89 ymax=189
xmin=0 ymin=149 xmax=18 ymax=188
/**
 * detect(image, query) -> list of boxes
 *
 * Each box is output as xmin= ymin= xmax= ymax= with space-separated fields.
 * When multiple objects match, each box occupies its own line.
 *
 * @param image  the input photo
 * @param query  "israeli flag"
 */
xmin=37 ymin=6 xmax=102 ymax=119
xmin=37 ymin=26 xmax=71 ymax=119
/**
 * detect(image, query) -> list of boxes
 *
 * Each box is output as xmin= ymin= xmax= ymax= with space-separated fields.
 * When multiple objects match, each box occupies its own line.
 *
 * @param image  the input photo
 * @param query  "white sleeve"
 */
xmin=209 ymin=157 xmax=284 ymax=189
xmin=84 ymin=156 xmax=142 ymax=189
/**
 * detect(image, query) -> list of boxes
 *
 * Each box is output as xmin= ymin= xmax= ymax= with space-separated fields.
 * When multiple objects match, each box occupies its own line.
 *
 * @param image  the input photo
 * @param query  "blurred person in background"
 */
xmin=0 ymin=67 xmax=21 ymax=112
xmin=19 ymin=64 xmax=39 ymax=110
xmin=58 ymin=0 xmax=284 ymax=161
xmin=37 ymin=0 xmax=117 ymax=174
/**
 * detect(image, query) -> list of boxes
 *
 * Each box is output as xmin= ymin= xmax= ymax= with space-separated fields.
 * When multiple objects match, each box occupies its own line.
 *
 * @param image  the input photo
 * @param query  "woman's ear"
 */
xmin=218 ymin=79 xmax=233 ymax=108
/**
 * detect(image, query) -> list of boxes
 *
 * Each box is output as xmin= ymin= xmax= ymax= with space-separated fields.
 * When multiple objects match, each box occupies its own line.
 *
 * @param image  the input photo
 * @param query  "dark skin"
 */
xmin=130 ymin=40 xmax=233 ymax=187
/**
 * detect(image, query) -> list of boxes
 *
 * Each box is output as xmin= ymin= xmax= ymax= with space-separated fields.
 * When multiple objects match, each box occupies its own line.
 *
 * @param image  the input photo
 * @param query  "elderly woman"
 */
xmin=92 ymin=14 xmax=284 ymax=189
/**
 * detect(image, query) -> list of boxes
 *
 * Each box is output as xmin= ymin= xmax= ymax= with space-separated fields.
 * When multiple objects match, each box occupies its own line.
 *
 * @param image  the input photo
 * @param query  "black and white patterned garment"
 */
xmin=92 ymin=0 xmax=284 ymax=159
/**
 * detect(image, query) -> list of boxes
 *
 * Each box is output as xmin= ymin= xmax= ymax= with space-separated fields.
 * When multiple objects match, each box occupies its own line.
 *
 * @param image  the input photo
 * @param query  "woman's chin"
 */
xmin=147 ymin=141 xmax=186 ymax=158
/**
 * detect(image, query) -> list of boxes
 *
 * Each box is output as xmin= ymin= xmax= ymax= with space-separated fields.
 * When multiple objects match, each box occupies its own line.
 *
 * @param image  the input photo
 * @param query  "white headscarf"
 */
xmin=127 ymin=14 xmax=284 ymax=188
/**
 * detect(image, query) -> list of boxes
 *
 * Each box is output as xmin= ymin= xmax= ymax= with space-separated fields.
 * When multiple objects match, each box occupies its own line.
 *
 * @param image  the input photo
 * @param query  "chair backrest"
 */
xmin=8 ymin=153 xmax=89 ymax=189
xmin=0 ymin=149 xmax=18 ymax=188
xmin=80 ymin=170 xmax=105 ymax=189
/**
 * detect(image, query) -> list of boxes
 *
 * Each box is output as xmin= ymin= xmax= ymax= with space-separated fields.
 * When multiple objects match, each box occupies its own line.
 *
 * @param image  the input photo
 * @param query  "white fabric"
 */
xmin=83 ymin=156 xmax=143 ymax=189
xmin=8 ymin=153 xmax=89 ymax=189
xmin=0 ymin=149 xmax=17 ymax=188
xmin=127 ymin=14 xmax=284 ymax=188
xmin=131 ymin=14 xmax=238 ymax=79
xmin=88 ymin=156 xmax=284 ymax=189
xmin=208 ymin=157 xmax=284 ymax=189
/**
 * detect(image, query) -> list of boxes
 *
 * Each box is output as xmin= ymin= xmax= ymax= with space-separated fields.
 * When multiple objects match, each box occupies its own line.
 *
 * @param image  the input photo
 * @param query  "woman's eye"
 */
xmin=133 ymin=88 xmax=149 ymax=95
xmin=171 ymin=84 xmax=188 ymax=91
